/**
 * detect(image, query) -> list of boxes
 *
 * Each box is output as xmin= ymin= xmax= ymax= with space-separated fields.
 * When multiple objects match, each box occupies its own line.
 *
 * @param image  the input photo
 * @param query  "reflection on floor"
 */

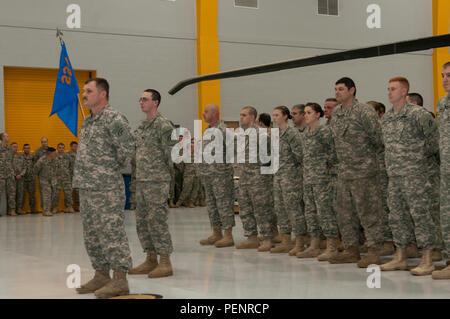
xmin=0 ymin=208 xmax=448 ymax=299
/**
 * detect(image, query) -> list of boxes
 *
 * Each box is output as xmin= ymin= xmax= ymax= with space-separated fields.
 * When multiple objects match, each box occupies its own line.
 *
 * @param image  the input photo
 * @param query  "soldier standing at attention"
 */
xmin=198 ymin=104 xmax=236 ymax=248
xmin=0 ymin=133 xmax=16 ymax=216
xmin=297 ymin=103 xmax=339 ymax=260
xmin=22 ymin=144 xmax=37 ymax=214
xmin=129 ymin=89 xmax=177 ymax=278
xmin=328 ymin=77 xmax=384 ymax=268
xmin=176 ymin=138 xmax=197 ymax=208
xmin=291 ymin=104 xmax=307 ymax=133
xmin=68 ymin=141 xmax=79 ymax=212
xmin=53 ymin=143 xmax=74 ymax=214
xmin=11 ymin=142 xmax=26 ymax=215
xmin=432 ymin=61 xmax=450 ymax=280
xmin=235 ymin=106 xmax=276 ymax=252
xmin=324 ymin=98 xmax=338 ymax=126
xmin=34 ymin=147 xmax=57 ymax=217
xmin=33 ymin=136 xmax=49 ymax=211
xmin=73 ymin=78 xmax=135 ymax=298
xmin=129 ymin=156 xmax=136 ymax=210
xmin=271 ymin=106 xmax=307 ymax=255
xmin=380 ymin=77 xmax=438 ymax=276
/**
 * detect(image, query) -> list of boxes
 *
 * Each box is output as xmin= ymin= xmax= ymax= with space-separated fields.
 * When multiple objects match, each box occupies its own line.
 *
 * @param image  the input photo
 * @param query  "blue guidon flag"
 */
xmin=50 ymin=42 xmax=79 ymax=137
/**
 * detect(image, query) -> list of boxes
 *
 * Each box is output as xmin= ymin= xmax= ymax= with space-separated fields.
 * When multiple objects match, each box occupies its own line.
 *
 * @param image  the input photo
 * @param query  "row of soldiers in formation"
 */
xmin=73 ymin=70 xmax=449 ymax=299
xmin=0 ymin=135 xmax=79 ymax=217
xmin=189 ymin=73 xmax=450 ymax=281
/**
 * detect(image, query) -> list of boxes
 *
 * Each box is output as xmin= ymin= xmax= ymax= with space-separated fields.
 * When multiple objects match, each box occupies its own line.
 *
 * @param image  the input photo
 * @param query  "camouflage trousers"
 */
xmin=129 ymin=176 xmax=136 ymax=206
xmin=79 ymin=187 xmax=132 ymax=272
xmin=53 ymin=178 xmax=73 ymax=208
xmin=303 ymin=181 xmax=338 ymax=238
xmin=427 ymin=170 xmax=443 ymax=249
xmin=19 ymin=179 xmax=36 ymax=210
xmin=179 ymin=165 xmax=196 ymax=202
xmin=273 ymin=172 xmax=306 ymax=235
xmin=193 ymin=176 xmax=205 ymax=201
xmin=238 ymin=175 xmax=276 ymax=238
xmin=387 ymin=175 xmax=435 ymax=249
xmin=39 ymin=179 xmax=54 ymax=212
xmin=379 ymin=170 xmax=393 ymax=242
xmin=73 ymin=188 xmax=79 ymax=208
xmin=336 ymin=175 xmax=383 ymax=249
xmin=440 ymin=174 xmax=450 ymax=260
xmin=135 ymin=181 xmax=173 ymax=256
xmin=0 ymin=177 xmax=16 ymax=211
xmin=203 ymin=172 xmax=235 ymax=230
xmin=169 ymin=166 xmax=183 ymax=201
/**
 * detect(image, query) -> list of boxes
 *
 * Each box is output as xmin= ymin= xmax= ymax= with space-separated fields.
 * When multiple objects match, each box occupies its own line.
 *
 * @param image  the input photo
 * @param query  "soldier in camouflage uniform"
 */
xmin=33 ymin=136 xmax=48 ymax=211
xmin=324 ymin=98 xmax=338 ymax=126
xmin=176 ymin=139 xmax=198 ymax=208
xmin=234 ymin=106 xmax=276 ymax=252
xmin=53 ymin=143 xmax=74 ymax=214
xmin=367 ymin=101 xmax=395 ymax=256
xmin=68 ymin=141 xmax=79 ymax=212
xmin=0 ymin=133 xmax=16 ymax=216
xmin=34 ymin=147 xmax=57 ymax=216
xmin=328 ymin=77 xmax=384 ymax=268
xmin=194 ymin=176 xmax=206 ymax=206
xmin=21 ymin=144 xmax=37 ymax=213
xmin=129 ymin=89 xmax=177 ymax=278
xmin=129 ymin=155 xmax=136 ymax=210
xmin=73 ymin=78 xmax=134 ymax=298
xmin=198 ymin=104 xmax=236 ymax=248
xmin=297 ymin=103 xmax=339 ymax=261
xmin=11 ymin=142 xmax=26 ymax=215
xmin=432 ymin=62 xmax=450 ymax=280
xmin=271 ymin=106 xmax=307 ymax=255
xmin=379 ymin=77 xmax=438 ymax=276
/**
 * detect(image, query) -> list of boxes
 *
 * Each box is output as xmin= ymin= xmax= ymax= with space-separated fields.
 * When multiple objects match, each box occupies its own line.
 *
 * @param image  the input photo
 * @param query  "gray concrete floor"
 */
xmin=0 ymin=207 xmax=449 ymax=299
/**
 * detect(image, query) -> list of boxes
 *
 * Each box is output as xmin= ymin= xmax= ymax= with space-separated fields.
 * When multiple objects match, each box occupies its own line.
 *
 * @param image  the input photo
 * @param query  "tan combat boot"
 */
xmin=258 ymin=237 xmax=272 ymax=252
xmin=357 ymin=247 xmax=381 ymax=268
xmin=129 ymin=203 xmax=135 ymax=210
xmin=42 ymin=211 xmax=53 ymax=217
xmin=65 ymin=206 xmax=75 ymax=213
xmin=432 ymin=264 xmax=450 ymax=280
xmin=328 ymin=246 xmax=360 ymax=264
xmin=380 ymin=241 xmax=395 ymax=256
xmin=296 ymin=237 xmax=321 ymax=258
xmin=289 ymin=235 xmax=307 ymax=256
xmin=236 ymin=235 xmax=259 ymax=249
xmin=410 ymin=249 xmax=435 ymax=276
xmin=175 ymin=200 xmax=184 ymax=208
xmin=7 ymin=210 xmax=17 ymax=216
xmin=270 ymin=234 xmax=292 ymax=254
xmin=271 ymin=226 xmax=282 ymax=244
xmin=76 ymin=270 xmax=111 ymax=294
xmin=17 ymin=208 xmax=26 ymax=215
xmin=187 ymin=201 xmax=195 ymax=208
xmin=319 ymin=239 xmax=327 ymax=250
xmin=215 ymin=228 xmax=234 ymax=247
xmin=380 ymin=247 xmax=408 ymax=271
xmin=129 ymin=252 xmax=158 ymax=275
xmin=51 ymin=207 xmax=59 ymax=214
xmin=406 ymin=243 xmax=420 ymax=258
xmin=148 ymin=255 xmax=173 ymax=278
xmin=317 ymin=237 xmax=339 ymax=261
xmin=94 ymin=270 xmax=129 ymax=298
xmin=199 ymin=199 xmax=207 ymax=207
xmin=169 ymin=199 xmax=177 ymax=208
xmin=199 ymin=228 xmax=223 ymax=245
xmin=432 ymin=249 xmax=442 ymax=262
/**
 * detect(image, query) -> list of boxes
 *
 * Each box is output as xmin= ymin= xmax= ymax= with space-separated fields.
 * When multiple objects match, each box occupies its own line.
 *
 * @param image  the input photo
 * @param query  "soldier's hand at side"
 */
xmin=16 ymin=175 xmax=22 ymax=180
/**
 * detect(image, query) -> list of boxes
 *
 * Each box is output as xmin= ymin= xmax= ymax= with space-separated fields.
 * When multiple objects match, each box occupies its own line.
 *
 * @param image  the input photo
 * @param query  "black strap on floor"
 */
xmin=168 ymin=34 xmax=450 ymax=95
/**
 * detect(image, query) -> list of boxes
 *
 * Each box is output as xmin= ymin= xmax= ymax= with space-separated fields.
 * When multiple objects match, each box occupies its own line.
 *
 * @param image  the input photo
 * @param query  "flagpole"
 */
xmin=78 ymin=98 xmax=86 ymax=119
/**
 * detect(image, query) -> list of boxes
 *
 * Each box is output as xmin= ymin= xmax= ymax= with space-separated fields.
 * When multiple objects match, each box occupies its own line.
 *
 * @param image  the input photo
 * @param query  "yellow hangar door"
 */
xmin=3 ymin=66 xmax=96 ymax=212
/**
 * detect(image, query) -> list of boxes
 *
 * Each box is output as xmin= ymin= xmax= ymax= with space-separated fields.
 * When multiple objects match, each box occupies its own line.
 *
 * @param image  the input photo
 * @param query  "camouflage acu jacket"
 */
xmin=73 ymin=104 xmax=135 ymax=190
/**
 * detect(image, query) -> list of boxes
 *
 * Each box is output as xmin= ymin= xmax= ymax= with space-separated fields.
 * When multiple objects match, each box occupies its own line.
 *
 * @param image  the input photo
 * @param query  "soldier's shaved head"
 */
xmin=203 ymin=104 xmax=220 ymax=125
